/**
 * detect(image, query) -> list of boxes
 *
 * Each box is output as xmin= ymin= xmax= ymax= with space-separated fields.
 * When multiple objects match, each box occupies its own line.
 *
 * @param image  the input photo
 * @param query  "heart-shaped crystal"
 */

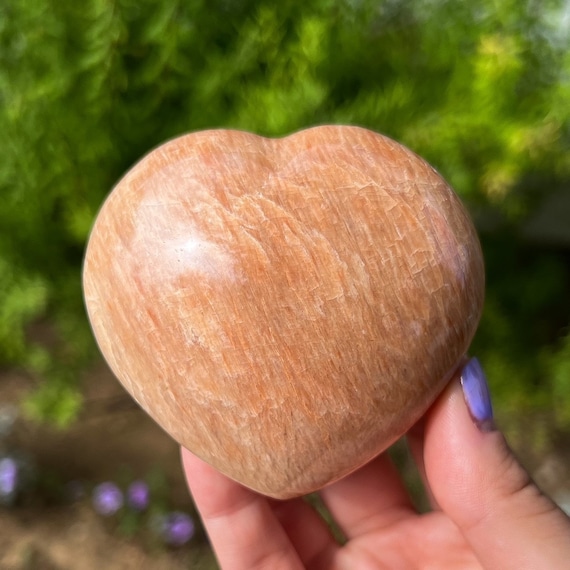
xmin=83 ymin=126 xmax=484 ymax=498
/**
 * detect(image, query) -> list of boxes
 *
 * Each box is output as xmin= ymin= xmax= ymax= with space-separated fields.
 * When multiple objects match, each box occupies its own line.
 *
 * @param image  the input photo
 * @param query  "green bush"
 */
xmin=1 ymin=0 xmax=569 ymax=428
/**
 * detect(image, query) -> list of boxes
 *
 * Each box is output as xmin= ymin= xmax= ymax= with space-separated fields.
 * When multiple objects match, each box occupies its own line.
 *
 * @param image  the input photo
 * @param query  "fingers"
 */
xmin=406 ymin=419 xmax=440 ymax=510
xmin=423 ymin=358 xmax=570 ymax=570
xmin=181 ymin=448 xmax=304 ymax=570
xmin=320 ymin=451 xmax=416 ymax=539
xmin=407 ymin=357 xmax=469 ymax=511
xmin=269 ymin=498 xmax=340 ymax=568
xmin=181 ymin=448 xmax=337 ymax=569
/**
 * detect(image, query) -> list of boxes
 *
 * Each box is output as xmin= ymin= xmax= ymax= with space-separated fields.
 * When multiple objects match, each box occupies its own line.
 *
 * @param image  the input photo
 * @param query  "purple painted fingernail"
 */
xmin=460 ymin=357 xmax=495 ymax=432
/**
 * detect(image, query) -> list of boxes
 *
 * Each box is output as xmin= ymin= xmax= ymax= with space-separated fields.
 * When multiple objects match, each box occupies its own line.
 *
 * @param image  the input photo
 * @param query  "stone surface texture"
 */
xmin=83 ymin=126 xmax=485 ymax=498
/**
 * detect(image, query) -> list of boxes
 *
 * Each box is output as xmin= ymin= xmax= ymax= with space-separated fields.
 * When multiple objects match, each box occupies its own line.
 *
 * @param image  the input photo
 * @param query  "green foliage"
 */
xmin=0 ymin=0 xmax=569 ymax=429
xmin=549 ymin=332 xmax=570 ymax=426
xmin=471 ymin=234 xmax=570 ymax=429
xmin=22 ymin=374 xmax=83 ymax=429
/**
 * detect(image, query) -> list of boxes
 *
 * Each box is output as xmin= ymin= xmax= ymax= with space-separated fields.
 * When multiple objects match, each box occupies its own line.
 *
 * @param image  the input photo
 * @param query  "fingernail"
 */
xmin=460 ymin=357 xmax=495 ymax=432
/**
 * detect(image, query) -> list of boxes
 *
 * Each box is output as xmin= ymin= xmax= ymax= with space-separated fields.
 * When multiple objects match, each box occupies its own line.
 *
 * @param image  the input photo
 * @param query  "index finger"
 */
xmin=181 ymin=448 xmax=303 ymax=570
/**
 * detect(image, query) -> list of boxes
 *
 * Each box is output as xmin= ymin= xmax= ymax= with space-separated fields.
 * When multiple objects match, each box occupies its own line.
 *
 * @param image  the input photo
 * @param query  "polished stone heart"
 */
xmin=83 ymin=126 xmax=484 ymax=498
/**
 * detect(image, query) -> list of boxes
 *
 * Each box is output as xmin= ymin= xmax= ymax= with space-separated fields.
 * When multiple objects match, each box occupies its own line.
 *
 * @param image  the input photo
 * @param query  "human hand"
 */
xmin=181 ymin=358 xmax=570 ymax=569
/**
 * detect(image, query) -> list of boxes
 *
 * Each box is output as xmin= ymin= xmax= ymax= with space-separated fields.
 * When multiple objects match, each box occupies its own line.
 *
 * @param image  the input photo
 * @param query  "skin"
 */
xmin=182 ymin=369 xmax=570 ymax=570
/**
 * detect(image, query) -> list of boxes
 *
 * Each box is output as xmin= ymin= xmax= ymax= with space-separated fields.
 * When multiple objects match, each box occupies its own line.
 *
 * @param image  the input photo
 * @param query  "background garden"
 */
xmin=1 ymin=0 xmax=569 ymax=568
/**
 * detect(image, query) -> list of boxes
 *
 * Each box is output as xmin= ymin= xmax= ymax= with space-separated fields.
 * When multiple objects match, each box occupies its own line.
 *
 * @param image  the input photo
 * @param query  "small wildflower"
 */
xmin=127 ymin=480 xmax=150 ymax=511
xmin=92 ymin=482 xmax=123 ymax=516
xmin=161 ymin=511 xmax=195 ymax=546
xmin=0 ymin=457 xmax=18 ymax=504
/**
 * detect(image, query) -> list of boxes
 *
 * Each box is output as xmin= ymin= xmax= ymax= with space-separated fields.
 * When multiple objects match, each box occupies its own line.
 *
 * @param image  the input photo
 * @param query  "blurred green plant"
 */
xmin=0 ymin=0 xmax=568 ymax=430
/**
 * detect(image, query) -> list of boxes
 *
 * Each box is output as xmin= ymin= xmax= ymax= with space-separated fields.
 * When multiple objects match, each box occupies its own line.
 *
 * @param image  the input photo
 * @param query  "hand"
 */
xmin=181 ymin=358 xmax=570 ymax=569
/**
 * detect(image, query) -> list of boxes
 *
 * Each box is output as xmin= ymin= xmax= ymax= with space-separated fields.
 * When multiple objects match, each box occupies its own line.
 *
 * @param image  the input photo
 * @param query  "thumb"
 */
xmin=424 ymin=358 xmax=570 ymax=570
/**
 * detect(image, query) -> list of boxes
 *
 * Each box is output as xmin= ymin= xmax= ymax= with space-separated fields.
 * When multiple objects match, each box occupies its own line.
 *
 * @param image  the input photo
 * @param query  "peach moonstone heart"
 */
xmin=83 ymin=126 xmax=484 ymax=499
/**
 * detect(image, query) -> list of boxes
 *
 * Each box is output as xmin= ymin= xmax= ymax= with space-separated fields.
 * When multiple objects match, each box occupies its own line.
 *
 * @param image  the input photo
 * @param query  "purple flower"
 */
xmin=127 ymin=480 xmax=150 ymax=511
xmin=161 ymin=511 xmax=195 ymax=546
xmin=92 ymin=482 xmax=123 ymax=516
xmin=0 ymin=457 xmax=18 ymax=500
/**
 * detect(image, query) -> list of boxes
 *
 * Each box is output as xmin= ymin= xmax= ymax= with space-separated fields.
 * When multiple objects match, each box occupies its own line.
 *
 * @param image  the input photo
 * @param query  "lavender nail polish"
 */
xmin=460 ymin=357 xmax=495 ymax=432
